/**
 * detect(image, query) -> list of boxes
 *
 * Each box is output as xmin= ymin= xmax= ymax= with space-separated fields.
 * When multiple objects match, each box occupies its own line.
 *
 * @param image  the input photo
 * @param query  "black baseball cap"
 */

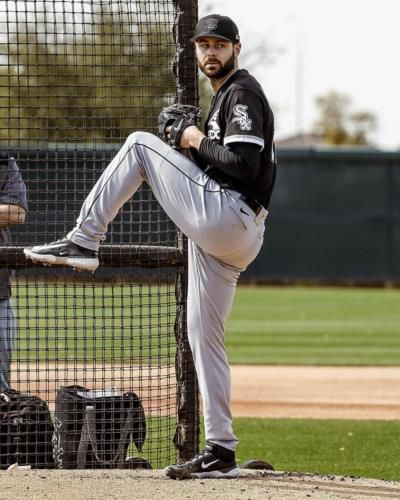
xmin=192 ymin=14 xmax=240 ymax=43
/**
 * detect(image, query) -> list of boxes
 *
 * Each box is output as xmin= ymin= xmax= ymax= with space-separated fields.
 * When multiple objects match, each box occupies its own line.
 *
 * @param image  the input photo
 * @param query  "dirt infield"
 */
xmin=2 ymin=469 xmax=400 ymax=499
xmin=13 ymin=364 xmax=400 ymax=419
xmin=231 ymin=365 xmax=400 ymax=420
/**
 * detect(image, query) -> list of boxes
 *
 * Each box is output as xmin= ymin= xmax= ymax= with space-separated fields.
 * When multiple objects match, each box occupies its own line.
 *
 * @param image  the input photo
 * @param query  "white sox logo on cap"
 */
xmin=193 ymin=14 xmax=240 ymax=43
xmin=232 ymin=104 xmax=252 ymax=131
xmin=205 ymin=18 xmax=219 ymax=31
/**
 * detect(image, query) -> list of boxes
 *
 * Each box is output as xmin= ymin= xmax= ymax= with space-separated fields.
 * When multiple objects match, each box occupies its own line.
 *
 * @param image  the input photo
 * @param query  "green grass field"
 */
xmin=13 ymin=283 xmax=400 ymax=365
xmin=233 ymin=418 xmax=400 ymax=481
xmin=136 ymin=415 xmax=400 ymax=479
xmin=226 ymin=286 xmax=400 ymax=365
xmin=13 ymin=282 xmax=177 ymax=362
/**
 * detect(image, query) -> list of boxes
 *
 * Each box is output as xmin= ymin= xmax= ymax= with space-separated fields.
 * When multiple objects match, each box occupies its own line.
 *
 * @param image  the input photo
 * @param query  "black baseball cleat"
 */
xmin=164 ymin=442 xmax=240 ymax=480
xmin=23 ymin=238 xmax=99 ymax=272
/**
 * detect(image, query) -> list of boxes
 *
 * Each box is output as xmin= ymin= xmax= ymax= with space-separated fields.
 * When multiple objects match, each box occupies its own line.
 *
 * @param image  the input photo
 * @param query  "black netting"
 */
xmin=0 ymin=0 xmax=198 ymax=469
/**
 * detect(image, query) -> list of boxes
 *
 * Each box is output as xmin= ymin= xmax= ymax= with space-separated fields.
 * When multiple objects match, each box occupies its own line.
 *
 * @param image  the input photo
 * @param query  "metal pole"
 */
xmin=173 ymin=0 xmax=199 ymax=462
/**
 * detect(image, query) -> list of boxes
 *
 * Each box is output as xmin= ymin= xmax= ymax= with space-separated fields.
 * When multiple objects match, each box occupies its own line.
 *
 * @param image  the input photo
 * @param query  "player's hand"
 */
xmin=179 ymin=126 xmax=205 ymax=150
xmin=165 ymin=125 xmax=204 ymax=149
xmin=158 ymin=104 xmax=202 ymax=149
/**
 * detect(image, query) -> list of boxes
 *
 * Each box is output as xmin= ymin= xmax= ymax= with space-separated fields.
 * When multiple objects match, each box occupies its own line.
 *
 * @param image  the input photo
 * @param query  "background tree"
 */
xmin=312 ymin=91 xmax=377 ymax=146
xmin=349 ymin=111 xmax=378 ymax=145
xmin=0 ymin=5 xmax=175 ymax=144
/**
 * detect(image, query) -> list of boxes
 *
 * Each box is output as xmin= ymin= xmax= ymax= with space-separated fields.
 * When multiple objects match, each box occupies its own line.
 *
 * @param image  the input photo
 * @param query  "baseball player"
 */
xmin=24 ymin=14 xmax=276 ymax=479
xmin=0 ymin=154 xmax=27 ymax=392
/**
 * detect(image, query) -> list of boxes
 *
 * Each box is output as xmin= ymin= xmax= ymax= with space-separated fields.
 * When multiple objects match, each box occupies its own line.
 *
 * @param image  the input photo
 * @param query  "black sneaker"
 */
xmin=165 ymin=442 xmax=240 ymax=480
xmin=23 ymin=238 xmax=99 ymax=272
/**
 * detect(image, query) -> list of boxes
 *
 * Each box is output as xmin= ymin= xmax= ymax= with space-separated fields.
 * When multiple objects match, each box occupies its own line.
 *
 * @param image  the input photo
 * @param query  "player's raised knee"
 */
xmin=126 ymin=130 xmax=155 ymax=146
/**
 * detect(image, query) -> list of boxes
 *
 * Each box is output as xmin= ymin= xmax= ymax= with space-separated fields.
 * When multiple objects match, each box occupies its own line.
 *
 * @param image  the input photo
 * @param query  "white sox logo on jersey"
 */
xmin=208 ymin=109 xmax=221 ymax=140
xmin=232 ymin=104 xmax=252 ymax=131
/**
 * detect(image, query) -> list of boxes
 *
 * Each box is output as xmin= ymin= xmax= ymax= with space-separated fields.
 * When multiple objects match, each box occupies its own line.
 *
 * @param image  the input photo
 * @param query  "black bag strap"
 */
xmin=76 ymin=404 xmax=134 ymax=469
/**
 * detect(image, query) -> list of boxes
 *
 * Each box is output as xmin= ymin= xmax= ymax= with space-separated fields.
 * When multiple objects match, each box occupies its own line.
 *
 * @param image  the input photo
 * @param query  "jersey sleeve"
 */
xmin=223 ymin=89 xmax=265 ymax=150
xmin=0 ymin=158 xmax=28 ymax=211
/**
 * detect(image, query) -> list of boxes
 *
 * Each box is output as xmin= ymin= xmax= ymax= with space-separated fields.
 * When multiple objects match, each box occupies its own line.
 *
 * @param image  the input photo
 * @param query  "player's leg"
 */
xmin=24 ymin=131 xmax=207 ymax=268
xmin=24 ymin=132 xmax=264 ymax=270
xmin=165 ymin=241 xmax=241 ymax=480
xmin=68 ymin=132 xmax=260 ymax=257
xmin=130 ymin=136 xmax=267 ymax=264
xmin=0 ymin=298 xmax=15 ymax=392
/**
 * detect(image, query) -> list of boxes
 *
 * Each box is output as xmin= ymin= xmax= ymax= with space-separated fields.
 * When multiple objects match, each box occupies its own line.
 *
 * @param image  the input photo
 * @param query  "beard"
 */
xmin=198 ymin=50 xmax=236 ymax=80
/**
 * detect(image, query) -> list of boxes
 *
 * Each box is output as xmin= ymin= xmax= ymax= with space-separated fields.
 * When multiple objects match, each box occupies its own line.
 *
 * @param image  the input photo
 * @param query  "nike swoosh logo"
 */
xmin=201 ymin=459 xmax=219 ymax=470
xmin=173 ymin=120 xmax=183 ymax=132
xmin=240 ymin=207 xmax=250 ymax=216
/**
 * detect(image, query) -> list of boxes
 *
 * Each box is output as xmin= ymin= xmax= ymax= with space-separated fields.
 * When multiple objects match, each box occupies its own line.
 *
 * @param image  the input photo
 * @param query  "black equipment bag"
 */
xmin=0 ymin=389 xmax=54 ymax=469
xmin=53 ymin=385 xmax=146 ymax=469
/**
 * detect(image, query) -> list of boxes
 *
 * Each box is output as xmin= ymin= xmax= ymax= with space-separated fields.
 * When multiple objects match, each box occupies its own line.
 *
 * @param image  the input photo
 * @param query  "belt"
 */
xmin=240 ymin=195 xmax=263 ymax=216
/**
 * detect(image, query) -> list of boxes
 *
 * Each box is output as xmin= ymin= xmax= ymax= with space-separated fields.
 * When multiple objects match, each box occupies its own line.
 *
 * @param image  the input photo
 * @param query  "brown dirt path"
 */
xmin=12 ymin=364 xmax=400 ymax=419
xmin=231 ymin=365 xmax=400 ymax=419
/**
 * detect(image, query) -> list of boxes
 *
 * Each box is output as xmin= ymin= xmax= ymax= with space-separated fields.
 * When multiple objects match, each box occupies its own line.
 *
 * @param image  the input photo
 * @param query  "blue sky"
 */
xmin=199 ymin=0 xmax=400 ymax=149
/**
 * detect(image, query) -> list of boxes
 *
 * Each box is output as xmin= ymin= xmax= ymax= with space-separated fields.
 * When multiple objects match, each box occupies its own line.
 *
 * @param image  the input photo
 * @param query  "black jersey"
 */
xmin=202 ymin=69 xmax=275 ymax=208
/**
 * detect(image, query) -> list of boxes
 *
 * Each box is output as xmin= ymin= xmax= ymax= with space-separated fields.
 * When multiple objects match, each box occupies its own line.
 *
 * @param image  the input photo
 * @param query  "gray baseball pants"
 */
xmin=68 ymin=132 xmax=267 ymax=450
xmin=0 ymin=298 xmax=15 ymax=392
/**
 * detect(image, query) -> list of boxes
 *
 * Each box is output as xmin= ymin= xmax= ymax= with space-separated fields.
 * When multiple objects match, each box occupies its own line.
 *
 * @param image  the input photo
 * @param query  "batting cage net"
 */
xmin=0 ymin=0 xmax=198 ymax=469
